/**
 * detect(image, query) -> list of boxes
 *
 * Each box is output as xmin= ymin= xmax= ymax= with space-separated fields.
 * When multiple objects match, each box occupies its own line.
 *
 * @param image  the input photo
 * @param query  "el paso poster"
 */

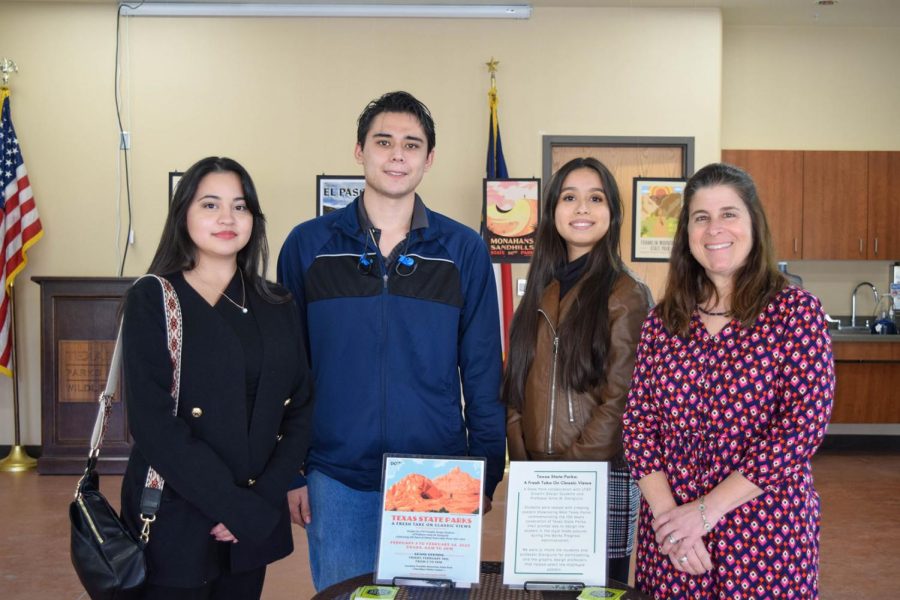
xmin=375 ymin=455 xmax=485 ymax=587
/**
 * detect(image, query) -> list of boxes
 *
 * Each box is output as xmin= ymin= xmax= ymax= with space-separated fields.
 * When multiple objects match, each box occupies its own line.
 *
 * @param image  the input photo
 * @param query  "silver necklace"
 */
xmin=220 ymin=270 xmax=249 ymax=314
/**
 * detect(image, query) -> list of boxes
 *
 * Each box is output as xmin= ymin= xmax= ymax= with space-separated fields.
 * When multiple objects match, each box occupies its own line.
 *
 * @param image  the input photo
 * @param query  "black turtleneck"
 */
xmin=557 ymin=254 xmax=589 ymax=299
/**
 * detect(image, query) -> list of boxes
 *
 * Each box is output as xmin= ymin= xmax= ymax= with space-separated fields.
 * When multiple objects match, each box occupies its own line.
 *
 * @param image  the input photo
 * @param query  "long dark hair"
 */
xmin=147 ymin=156 xmax=287 ymax=303
xmin=656 ymin=162 xmax=786 ymax=336
xmin=502 ymin=157 xmax=625 ymax=411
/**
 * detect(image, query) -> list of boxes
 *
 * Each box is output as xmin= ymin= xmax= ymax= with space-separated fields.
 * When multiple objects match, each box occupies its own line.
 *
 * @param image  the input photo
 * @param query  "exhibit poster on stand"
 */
xmin=503 ymin=461 xmax=609 ymax=589
xmin=375 ymin=454 xmax=485 ymax=588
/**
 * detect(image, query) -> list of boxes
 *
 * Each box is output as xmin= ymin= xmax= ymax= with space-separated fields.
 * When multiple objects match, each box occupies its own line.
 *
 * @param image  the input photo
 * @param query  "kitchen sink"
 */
xmin=830 ymin=326 xmax=872 ymax=335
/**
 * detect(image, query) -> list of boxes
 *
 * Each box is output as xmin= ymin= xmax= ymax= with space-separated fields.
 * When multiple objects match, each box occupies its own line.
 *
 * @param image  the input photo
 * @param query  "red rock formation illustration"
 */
xmin=385 ymin=467 xmax=481 ymax=514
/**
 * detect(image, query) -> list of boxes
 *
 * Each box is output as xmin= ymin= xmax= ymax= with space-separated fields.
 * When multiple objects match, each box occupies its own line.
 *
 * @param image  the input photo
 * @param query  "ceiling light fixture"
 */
xmin=120 ymin=3 xmax=532 ymax=19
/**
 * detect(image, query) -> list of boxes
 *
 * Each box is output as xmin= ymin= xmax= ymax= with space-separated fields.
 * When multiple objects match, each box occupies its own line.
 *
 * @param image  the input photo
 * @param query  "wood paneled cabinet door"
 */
xmin=721 ymin=150 xmax=803 ymax=260
xmin=802 ymin=151 xmax=869 ymax=260
xmin=867 ymin=151 xmax=900 ymax=260
xmin=831 ymin=342 xmax=900 ymax=424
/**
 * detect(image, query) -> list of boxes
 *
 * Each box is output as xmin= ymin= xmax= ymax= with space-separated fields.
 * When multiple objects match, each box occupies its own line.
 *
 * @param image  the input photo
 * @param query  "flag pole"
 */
xmin=485 ymin=58 xmax=514 ymax=361
xmin=0 ymin=281 xmax=36 ymax=471
xmin=0 ymin=60 xmax=37 ymax=472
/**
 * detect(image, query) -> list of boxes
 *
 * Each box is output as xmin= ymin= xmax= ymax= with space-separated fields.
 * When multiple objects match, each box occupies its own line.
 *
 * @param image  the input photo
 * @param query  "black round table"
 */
xmin=312 ymin=561 xmax=652 ymax=600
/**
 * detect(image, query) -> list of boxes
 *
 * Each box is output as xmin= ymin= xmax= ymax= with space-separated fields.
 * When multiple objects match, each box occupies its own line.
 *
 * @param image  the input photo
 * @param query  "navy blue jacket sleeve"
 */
xmin=457 ymin=236 xmax=505 ymax=497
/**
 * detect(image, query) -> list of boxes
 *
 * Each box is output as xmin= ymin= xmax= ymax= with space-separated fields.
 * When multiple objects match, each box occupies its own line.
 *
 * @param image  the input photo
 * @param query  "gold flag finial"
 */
xmin=1 ymin=58 xmax=18 ymax=88
xmin=486 ymin=57 xmax=499 ymax=90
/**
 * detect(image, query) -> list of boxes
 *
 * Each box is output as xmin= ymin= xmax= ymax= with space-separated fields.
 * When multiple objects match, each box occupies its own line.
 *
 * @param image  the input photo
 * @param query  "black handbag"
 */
xmin=70 ymin=276 xmax=182 ymax=600
xmin=70 ymin=461 xmax=146 ymax=600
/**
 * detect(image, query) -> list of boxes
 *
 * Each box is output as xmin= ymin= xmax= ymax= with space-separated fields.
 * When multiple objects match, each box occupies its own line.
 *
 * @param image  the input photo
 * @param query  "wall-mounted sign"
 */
xmin=58 ymin=340 xmax=116 ymax=403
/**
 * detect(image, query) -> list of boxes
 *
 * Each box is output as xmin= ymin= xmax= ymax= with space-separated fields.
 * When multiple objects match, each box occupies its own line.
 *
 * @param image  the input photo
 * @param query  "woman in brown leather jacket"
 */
xmin=502 ymin=157 xmax=651 ymax=584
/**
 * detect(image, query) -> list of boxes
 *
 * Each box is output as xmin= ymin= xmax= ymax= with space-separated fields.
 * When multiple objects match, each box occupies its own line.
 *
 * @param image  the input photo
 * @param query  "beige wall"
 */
xmin=3 ymin=5 xmax=898 ymax=447
xmin=0 ymin=3 xmax=723 ymax=444
xmin=723 ymin=25 xmax=900 ymax=151
xmin=723 ymin=24 xmax=900 ymax=314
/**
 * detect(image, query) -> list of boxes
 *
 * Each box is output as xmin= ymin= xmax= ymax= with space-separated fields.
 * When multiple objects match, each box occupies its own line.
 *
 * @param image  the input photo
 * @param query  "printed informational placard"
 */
xmin=503 ymin=461 xmax=609 ymax=588
xmin=375 ymin=454 xmax=485 ymax=588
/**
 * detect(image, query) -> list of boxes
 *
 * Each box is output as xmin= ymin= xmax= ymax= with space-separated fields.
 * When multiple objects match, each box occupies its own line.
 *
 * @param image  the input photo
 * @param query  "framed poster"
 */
xmin=483 ymin=178 xmax=540 ymax=264
xmin=631 ymin=177 xmax=685 ymax=262
xmin=375 ymin=454 xmax=485 ymax=588
xmin=317 ymin=175 xmax=364 ymax=216
xmin=168 ymin=171 xmax=184 ymax=203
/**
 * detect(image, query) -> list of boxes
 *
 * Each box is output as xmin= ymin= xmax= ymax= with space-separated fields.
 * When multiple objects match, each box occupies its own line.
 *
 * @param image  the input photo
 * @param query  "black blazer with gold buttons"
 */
xmin=119 ymin=272 xmax=313 ymax=588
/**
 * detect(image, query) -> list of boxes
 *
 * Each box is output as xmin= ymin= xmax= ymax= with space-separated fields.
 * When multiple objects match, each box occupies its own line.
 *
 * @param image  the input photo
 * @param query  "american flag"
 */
xmin=0 ymin=88 xmax=43 ymax=377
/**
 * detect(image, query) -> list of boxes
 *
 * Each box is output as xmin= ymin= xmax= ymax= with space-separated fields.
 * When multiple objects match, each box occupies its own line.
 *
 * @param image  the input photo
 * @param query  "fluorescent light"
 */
xmin=120 ymin=3 xmax=532 ymax=19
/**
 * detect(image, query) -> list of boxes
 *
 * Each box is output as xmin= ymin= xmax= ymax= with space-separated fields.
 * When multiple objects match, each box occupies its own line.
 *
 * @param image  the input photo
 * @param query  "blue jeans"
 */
xmin=306 ymin=470 xmax=382 ymax=591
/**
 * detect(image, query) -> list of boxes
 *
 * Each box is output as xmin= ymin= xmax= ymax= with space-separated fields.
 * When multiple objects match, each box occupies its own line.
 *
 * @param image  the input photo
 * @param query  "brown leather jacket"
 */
xmin=507 ymin=271 xmax=651 ymax=463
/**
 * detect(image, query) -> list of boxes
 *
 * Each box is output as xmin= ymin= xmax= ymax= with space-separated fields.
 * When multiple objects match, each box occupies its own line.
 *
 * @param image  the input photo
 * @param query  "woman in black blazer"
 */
xmin=120 ymin=156 xmax=313 ymax=600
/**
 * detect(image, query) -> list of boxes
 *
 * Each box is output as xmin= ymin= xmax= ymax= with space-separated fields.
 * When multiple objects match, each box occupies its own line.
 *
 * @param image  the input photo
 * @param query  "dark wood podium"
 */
xmin=33 ymin=277 xmax=135 ymax=474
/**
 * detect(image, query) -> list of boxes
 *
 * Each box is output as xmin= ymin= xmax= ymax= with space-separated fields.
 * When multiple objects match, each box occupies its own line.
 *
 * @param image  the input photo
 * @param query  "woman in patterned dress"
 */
xmin=504 ymin=157 xmax=652 ymax=583
xmin=623 ymin=162 xmax=834 ymax=598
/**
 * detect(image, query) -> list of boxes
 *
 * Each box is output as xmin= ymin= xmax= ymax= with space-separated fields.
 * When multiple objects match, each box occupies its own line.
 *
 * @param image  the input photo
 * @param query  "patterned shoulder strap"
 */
xmin=84 ymin=275 xmax=182 ymax=460
xmin=137 ymin=275 xmax=183 ymax=501
xmin=78 ymin=274 xmax=183 ymax=544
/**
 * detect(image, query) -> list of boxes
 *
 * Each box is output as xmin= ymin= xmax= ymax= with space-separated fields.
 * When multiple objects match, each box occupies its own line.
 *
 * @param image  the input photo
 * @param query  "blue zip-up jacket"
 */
xmin=277 ymin=196 xmax=505 ymax=497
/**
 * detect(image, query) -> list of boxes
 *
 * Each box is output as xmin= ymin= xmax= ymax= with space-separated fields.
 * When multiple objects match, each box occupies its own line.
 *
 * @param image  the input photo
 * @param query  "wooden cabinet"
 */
xmin=867 ymin=151 xmax=900 ymax=259
xmin=831 ymin=341 xmax=900 ymax=424
xmin=721 ymin=150 xmax=803 ymax=259
xmin=802 ymin=151 xmax=869 ymax=259
xmin=722 ymin=149 xmax=898 ymax=260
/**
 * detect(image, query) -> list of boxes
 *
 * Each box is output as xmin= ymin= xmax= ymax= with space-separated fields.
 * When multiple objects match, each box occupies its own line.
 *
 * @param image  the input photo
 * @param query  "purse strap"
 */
xmin=78 ymin=274 xmax=183 ymax=543
xmin=140 ymin=275 xmax=183 ymax=494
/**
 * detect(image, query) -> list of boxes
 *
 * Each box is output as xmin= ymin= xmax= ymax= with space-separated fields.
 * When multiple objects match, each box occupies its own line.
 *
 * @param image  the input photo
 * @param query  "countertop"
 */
xmin=829 ymin=332 xmax=900 ymax=343
xmin=826 ymin=315 xmax=899 ymax=342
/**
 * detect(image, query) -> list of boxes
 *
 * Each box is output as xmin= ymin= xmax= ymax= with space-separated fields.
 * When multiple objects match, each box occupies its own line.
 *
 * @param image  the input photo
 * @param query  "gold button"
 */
xmin=247 ymin=478 xmax=256 ymax=486
xmin=191 ymin=407 xmax=203 ymax=418
xmin=276 ymin=434 xmax=284 ymax=442
xmin=283 ymin=398 xmax=291 ymax=406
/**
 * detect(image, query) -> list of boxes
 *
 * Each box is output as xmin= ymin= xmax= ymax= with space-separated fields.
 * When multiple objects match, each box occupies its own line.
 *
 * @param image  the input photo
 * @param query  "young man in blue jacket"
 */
xmin=277 ymin=91 xmax=505 ymax=591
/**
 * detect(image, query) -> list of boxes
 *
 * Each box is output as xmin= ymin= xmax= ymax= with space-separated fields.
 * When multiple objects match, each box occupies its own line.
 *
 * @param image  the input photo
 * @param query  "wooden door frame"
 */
xmin=542 ymin=135 xmax=695 ymax=185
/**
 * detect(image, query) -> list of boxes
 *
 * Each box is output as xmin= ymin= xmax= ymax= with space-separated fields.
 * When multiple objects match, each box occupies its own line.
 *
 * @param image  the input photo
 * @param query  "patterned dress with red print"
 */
xmin=624 ymin=287 xmax=834 ymax=599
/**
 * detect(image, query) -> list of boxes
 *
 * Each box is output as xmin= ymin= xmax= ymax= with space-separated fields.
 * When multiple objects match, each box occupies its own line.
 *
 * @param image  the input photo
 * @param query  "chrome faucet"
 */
xmin=824 ymin=314 xmax=842 ymax=331
xmin=850 ymin=282 xmax=879 ymax=328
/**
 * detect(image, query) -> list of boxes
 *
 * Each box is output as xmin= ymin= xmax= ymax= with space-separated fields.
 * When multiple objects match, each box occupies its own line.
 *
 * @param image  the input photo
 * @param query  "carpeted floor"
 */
xmin=0 ymin=449 xmax=896 ymax=599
